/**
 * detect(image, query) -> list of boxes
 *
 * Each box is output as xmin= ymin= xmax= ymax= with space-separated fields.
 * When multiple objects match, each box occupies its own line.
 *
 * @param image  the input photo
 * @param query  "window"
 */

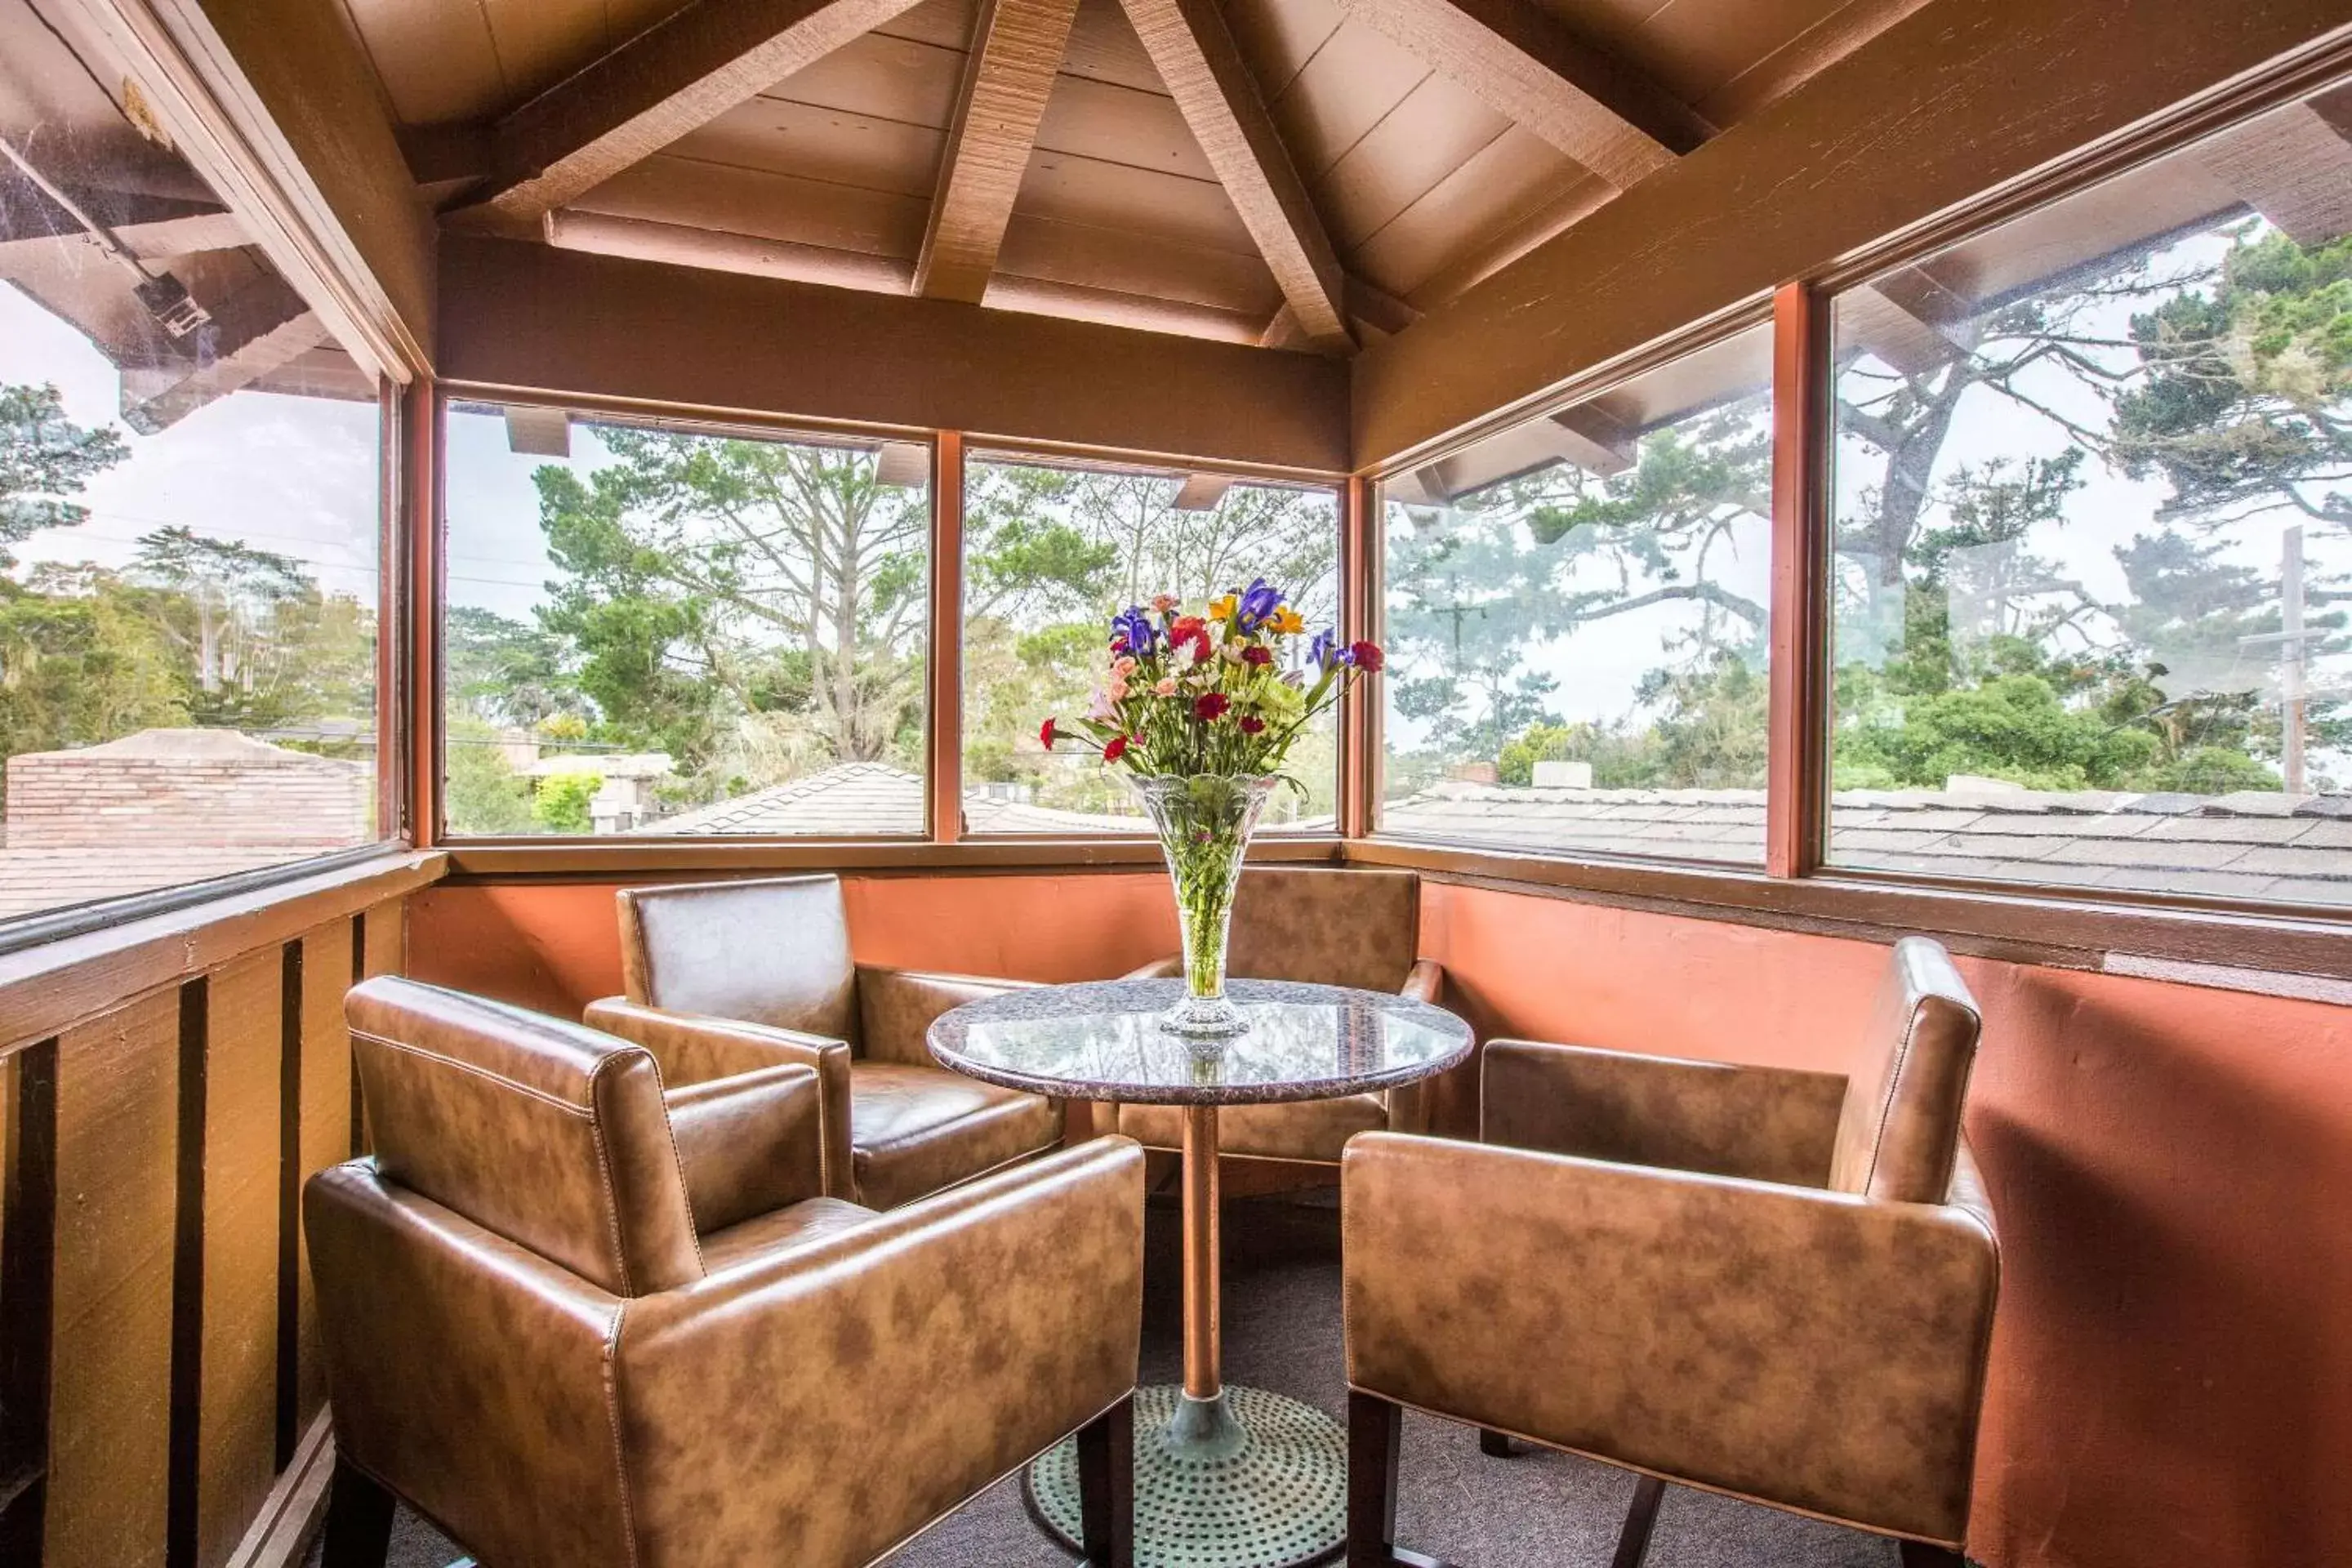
xmin=1376 ymin=323 xmax=1778 ymax=862
xmin=1 ymin=34 xmax=388 ymax=928
xmin=958 ymin=452 xmax=1342 ymax=833
xmin=440 ymin=403 xmax=930 ymax=836
xmin=1828 ymin=80 xmax=2352 ymax=904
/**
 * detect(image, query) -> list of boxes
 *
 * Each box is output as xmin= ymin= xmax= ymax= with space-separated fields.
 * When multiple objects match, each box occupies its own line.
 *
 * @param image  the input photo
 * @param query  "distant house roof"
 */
xmin=634 ymin=762 xmax=1144 ymax=836
xmin=1382 ymin=782 xmax=2352 ymax=904
xmin=525 ymin=751 xmax=675 ymax=779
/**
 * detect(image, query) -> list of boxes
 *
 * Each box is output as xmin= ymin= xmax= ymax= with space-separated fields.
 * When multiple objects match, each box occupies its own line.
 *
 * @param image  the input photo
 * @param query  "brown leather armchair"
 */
xmin=1341 ymin=938 xmax=1998 ymax=1568
xmin=308 ymin=976 xmax=1145 ymax=1568
xmin=1116 ymin=866 xmax=1444 ymax=1164
xmin=591 ymin=872 xmax=1066 ymax=1208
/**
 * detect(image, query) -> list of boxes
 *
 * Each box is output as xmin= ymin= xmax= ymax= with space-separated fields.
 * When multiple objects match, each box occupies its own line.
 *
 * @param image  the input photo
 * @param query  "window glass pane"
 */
xmin=1 ymin=34 xmax=385 ymax=928
xmin=1829 ymin=79 xmax=2352 ymax=904
xmin=441 ymin=407 xmax=929 ymax=836
xmin=1378 ymin=323 xmax=1776 ymax=862
xmin=960 ymin=454 xmax=1341 ymax=832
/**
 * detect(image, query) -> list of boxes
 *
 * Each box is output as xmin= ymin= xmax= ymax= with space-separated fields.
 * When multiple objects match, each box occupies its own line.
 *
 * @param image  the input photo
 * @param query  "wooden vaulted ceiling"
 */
xmin=337 ymin=0 xmax=1935 ymax=353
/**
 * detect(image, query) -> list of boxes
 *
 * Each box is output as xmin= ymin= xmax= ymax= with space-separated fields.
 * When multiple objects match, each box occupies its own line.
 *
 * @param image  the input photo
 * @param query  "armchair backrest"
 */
xmin=1227 ymin=867 xmax=1419 ymax=993
xmin=346 ymin=977 xmax=703 ymax=1296
xmin=618 ymin=873 xmax=858 ymax=1044
xmin=1827 ymin=938 xmax=1982 ymax=1205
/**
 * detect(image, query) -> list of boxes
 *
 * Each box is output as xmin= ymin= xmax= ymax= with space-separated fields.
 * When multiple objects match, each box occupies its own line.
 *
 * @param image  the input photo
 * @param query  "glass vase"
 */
xmin=1129 ymin=773 xmax=1278 ymax=1038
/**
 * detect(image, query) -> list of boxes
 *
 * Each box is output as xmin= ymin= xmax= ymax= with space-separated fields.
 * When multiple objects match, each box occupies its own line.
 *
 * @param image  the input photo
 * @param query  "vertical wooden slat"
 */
xmin=407 ymin=377 xmax=443 ymax=849
xmin=1766 ymin=282 xmax=1831 ymax=880
xmin=375 ymin=380 xmax=405 ymax=844
xmin=928 ymin=431 xmax=966 ymax=845
xmin=49 ymin=991 xmax=180 ymax=1568
xmin=292 ymin=920 xmax=357 ymax=1433
xmin=274 ymin=946 xmax=301 ymax=1472
xmin=0 ymin=1040 xmax=58 ymax=1562
xmin=360 ymin=900 xmax=405 ymax=981
xmin=194 ymin=956 xmax=283 ymax=1568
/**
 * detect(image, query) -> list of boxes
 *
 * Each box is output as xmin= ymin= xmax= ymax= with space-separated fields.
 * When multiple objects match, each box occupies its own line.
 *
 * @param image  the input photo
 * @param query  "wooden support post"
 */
xmin=1765 ymin=282 xmax=1829 ymax=880
xmin=929 ymin=432 xmax=966 ymax=844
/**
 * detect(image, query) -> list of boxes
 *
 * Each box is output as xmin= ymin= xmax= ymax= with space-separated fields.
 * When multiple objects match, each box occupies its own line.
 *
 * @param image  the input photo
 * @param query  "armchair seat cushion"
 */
xmin=1120 ymin=1094 xmax=1388 ymax=1164
xmin=852 ymin=1065 xmax=1062 ymax=1209
xmin=698 ymin=1196 xmax=880 ymax=1273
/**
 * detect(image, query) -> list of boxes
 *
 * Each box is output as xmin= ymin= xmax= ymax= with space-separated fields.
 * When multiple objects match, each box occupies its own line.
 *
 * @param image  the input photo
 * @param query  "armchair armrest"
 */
xmin=1398 ymin=957 xmax=1444 ymax=1006
xmin=612 ymin=1137 xmax=1147 ymax=1568
xmin=855 ymin=964 xmax=1039 ymax=1067
xmin=587 ymin=996 xmax=853 ymax=1200
xmin=1483 ymin=1038 xmax=1847 ymax=1187
xmin=1342 ymin=1133 xmax=1996 ymax=1545
xmin=663 ymin=1065 xmax=825 ymax=1232
xmin=1124 ymin=956 xmax=1183 ymax=980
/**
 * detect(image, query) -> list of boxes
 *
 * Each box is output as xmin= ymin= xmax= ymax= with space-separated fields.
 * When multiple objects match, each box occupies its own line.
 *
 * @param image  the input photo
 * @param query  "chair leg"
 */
xmin=319 ymin=1456 xmax=395 ymax=1568
xmin=1898 ymin=1544 xmax=1967 ymax=1567
xmin=1347 ymin=1392 xmax=1455 ymax=1568
xmin=1077 ymin=1394 xmax=1134 ymax=1568
xmin=1477 ymin=1428 xmax=1517 ymax=1458
xmin=1608 ymin=1475 xmax=1667 ymax=1568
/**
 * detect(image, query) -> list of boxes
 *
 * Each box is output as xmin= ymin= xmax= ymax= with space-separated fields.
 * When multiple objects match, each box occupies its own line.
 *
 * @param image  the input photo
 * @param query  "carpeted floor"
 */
xmin=314 ymin=1189 xmax=1898 ymax=1568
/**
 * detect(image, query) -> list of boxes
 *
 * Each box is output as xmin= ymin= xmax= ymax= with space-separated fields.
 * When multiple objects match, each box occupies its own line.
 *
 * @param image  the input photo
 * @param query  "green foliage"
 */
xmin=0 ymin=566 xmax=189 ymax=760
xmin=443 ymin=718 xmax=537 ymax=835
xmin=0 ymin=383 xmax=127 ymax=564
xmin=531 ymin=769 xmax=601 ymax=834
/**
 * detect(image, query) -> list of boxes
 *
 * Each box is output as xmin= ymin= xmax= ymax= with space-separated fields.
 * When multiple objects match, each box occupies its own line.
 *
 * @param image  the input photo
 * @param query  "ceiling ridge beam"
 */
xmin=451 ymin=0 xmax=936 ymax=234
xmin=1332 ymin=0 xmax=1713 ymax=189
xmin=1116 ymin=0 xmax=1354 ymax=354
xmin=916 ymin=0 xmax=1085 ymax=302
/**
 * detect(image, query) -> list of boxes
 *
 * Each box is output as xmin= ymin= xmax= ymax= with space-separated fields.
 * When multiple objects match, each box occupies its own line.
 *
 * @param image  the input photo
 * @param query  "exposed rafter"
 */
xmin=1116 ymin=0 xmax=1353 ymax=354
xmin=119 ymin=274 xmax=327 ymax=434
xmin=450 ymin=0 xmax=934 ymax=234
xmin=916 ymin=0 xmax=1084 ymax=303
xmin=2196 ymin=92 xmax=2352 ymax=247
xmin=0 ymin=177 xmax=247 ymax=272
xmin=1331 ymin=0 xmax=1713 ymax=188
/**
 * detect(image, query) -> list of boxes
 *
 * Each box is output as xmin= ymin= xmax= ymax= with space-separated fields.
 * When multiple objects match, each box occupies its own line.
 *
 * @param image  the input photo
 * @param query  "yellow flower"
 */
xmin=1272 ymin=606 xmax=1306 ymax=634
xmin=1208 ymin=595 xmax=1237 ymax=621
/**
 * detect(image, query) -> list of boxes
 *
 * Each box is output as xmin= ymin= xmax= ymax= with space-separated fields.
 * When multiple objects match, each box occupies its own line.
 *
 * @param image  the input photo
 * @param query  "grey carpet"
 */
xmin=313 ymin=1189 xmax=1896 ymax=1568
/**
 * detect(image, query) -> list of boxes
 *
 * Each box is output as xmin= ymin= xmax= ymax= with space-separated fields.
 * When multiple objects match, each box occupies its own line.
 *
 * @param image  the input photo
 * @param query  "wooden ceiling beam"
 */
xmin=2196 ymin=95 xmax=2352 ymax=246
xmin=1116 ymin=0 xmax=1353 ymax=353
xmin=118 ymin=274 xmax=328 ymax=434
xmin=1332 ymin=0 xmax=1713 ymax=188
xmin=450 ymin=0 xmax=933 ymax=234
xmin=915 ymin=0 xmax=1085 ymax=303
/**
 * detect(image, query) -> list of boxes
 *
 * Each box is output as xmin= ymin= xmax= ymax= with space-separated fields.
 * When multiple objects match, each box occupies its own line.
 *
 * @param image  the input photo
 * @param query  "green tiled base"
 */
xmin=1027 ymin=1384 xmax=1346 ymax=1568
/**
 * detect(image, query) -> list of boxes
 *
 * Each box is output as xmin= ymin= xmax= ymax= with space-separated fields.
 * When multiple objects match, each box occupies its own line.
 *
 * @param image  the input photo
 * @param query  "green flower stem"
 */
xmin=1134 ymin=773 xmax=1276 ymax=1029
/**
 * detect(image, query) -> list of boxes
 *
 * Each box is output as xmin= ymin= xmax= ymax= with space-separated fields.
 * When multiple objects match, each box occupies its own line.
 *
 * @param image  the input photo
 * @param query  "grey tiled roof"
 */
xmin=634 ymin=763 xmax=1142 ymax=836
xmin=1380 ymin=782 xmax=2352 ymax=903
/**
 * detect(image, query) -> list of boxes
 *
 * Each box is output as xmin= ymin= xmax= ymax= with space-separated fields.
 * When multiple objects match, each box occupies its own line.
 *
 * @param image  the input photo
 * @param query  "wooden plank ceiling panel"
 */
xmin=982 ymin=272 xmax=1269 ymax=339
xmin=1314 ymin=72 xmax=1511 ymax=247
xmin=996 ymin=209 xmax=1284 ymax=314
xmin=1061 ymin=0 xmax=1167 ymax=91
xmin=875 ymin=0 xmax=985 ymax=47
xmin=1017 ymin=149 xmax=1259 ymax=253
xmin=338 ymin=0 xmax=507 ymax=125
xmin=1036 ymin=75 xmax=1217 ymax=180
xmin=1265 ymin=18 xmax=1430 ymax=178
xmin=673 ymin=98 xmax=946 ymax=194
xmin=479 ymin=0 xmax=635 ymax=106
xmin=1626 ymin=0 xmax=1864 ymax=109
xmin=1223 ymin=0 xmax=1345 ymax=101
xmin=575 ymin=154 xmax=930 ymax=256
xmin=759 ymin=30 xmax=968 ymax=128
xmin=1693 ymin=0 xmax=1936 ymax=124
xmin=1349 ymin=127 xmax=1589 ymax=300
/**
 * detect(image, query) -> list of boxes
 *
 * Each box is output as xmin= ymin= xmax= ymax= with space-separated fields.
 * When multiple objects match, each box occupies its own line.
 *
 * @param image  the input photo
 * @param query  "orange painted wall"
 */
xmin=1419 ymin=880 xmax=2352 ymax=1568
xmin=411 ymin=871 xmax=2352 ymax=1568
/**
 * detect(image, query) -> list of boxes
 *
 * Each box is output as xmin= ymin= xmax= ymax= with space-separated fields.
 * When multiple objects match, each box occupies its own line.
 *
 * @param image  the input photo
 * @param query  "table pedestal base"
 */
xmin=1027 ymin=1383 xmax=1346 ymax=1568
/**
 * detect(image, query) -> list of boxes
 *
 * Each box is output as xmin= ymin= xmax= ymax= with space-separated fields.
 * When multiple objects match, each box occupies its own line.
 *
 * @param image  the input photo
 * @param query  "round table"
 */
xmin=928 ymin=977 xmax=1473 ymax=1568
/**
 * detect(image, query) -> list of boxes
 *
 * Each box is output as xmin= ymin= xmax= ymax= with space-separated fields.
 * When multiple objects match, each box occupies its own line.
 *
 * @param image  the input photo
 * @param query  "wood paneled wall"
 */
xmin=0 ymin=896 xmax=408 ymax=1568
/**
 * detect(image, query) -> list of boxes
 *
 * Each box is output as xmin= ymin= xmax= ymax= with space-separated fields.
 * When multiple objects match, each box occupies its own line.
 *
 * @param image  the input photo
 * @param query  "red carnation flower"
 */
xmin=1241 ymin=644 xmax=1273 ymax=666
xmin=1040 ymin=717 xmax=1059 ymax=748
xmin=1110 ymin=635 xmax=1129 ymax=654
xmin=1103 ymin=734 xmax=1129 ymax=763
xmin=1169 ymin=616 xmax=1212 ymax=658
xmin=1348 ymin=640 xmax=1385 ymax=672
xmin=1194 ymin=693 xmax=1230 ymax=722
xmin=1238 ymin=715 xmax=1266 ymax=734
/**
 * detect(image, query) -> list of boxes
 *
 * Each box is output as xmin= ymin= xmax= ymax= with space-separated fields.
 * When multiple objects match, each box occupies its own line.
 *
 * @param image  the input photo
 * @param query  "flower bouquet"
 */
xmin=1041 ymin=579 xmax=1382 ymax=1037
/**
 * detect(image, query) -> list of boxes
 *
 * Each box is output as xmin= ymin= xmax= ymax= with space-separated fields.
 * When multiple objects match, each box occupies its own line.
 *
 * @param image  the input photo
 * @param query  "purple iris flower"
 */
xmin=1309 ymin=627 xmax=1340 ymax=669
xmin=1110 ymin=605 xmax=1158 ymax=654
xmin=1234 ymin=577 xmax=1285 ymax=633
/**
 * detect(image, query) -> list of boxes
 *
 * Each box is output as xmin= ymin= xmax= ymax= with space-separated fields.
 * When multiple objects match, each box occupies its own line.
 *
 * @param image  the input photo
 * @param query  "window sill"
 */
xmin=0 ymin=849 xmax=447 ymax=1052
xmin=1346 ymin=835 xmax=2352 ymax=983
xmin=437 ymin=835 xmax=1344 ymax=878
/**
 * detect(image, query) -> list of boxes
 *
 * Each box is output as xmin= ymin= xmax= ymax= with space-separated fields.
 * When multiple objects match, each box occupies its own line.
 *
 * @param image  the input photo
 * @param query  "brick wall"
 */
xmin=4 ymin=730 xmax=371 ymax=849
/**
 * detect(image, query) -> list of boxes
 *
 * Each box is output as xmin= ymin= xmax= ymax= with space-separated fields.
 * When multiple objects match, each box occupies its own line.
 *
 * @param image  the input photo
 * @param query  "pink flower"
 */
xmin=1152 ymin=594 xmax=1179 ymax=612
xmin=1088 ymin=688 xmax=1120 ymax=720
xmin=1111 ymin=656 xmax=1138 ymax=678
xmin=1153 ymin=677 xmax=1178 ymax=697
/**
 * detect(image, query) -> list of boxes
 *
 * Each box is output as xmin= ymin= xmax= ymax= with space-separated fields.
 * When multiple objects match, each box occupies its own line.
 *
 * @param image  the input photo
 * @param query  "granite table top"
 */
xmin=925 ymin=978 xmax=1473 ymax=1106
